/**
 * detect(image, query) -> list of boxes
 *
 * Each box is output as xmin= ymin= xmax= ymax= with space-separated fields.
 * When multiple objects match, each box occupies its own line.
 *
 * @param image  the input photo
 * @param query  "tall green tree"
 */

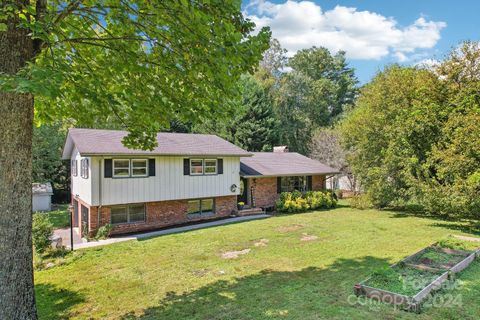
xmin=230 ymin=76 xmax=279 ymax=151
xmin=288 ymin=47 xmax=358 ymax=122
xmin=32 ymin=123 xmax=69 ymax=191
xmin=340 ymin=65 xmax=443 ymax=207
xmin=272 ymin=47 xmax=357 ymax=154
xmin=340 ymin=42 xmax=480 ymax=217
xmin=274 ymin=71 xmax=314 ymax=154
xmin=420 ymin=42 xmax=480 ymax=217
xmin=0 ymin=1 xmax=270 ymax=318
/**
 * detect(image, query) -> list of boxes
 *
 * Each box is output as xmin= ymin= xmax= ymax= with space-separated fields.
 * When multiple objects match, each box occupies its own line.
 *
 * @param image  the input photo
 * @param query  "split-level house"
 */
xmin=63 ymin=129 xmax=337 ymax=236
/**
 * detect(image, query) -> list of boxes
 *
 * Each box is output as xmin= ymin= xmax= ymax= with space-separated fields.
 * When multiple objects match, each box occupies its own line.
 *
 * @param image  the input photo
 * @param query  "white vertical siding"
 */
xmin=89 ymin=156 xmax=241 ymax=206
xmin=70 ymin=147 xmax=93 ymax=204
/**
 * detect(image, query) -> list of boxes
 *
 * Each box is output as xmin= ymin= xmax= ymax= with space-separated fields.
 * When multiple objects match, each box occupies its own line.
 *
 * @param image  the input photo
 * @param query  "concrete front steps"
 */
xmin=237 ymin=207 xmax=264 ymax=216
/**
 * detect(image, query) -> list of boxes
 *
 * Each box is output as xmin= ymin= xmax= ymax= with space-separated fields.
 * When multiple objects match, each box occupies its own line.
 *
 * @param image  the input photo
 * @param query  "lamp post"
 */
xmin=68 ymin=204 xmax=74 ymax=251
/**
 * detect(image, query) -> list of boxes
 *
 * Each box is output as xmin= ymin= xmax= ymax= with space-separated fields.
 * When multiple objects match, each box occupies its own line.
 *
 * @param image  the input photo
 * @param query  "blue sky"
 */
xmin=242 ymin=0 xmax=480 ymax=83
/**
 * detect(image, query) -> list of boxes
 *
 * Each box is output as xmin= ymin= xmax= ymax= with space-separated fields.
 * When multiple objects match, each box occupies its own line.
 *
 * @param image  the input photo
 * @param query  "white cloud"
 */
xmin=245 ymin=1 xmax=446 ymax=61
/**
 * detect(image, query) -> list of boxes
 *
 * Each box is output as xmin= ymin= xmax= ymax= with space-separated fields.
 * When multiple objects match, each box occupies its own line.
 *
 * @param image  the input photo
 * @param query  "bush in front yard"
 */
xmin=276 ymin=191 xmax=336 ymax=213
xmin=349 ymin=193 xmax=374 ymax=210
xmin=95 ymin=224 xmax=113 ymax=240
xmin=32 ymin=213 xmax=54 ymax=254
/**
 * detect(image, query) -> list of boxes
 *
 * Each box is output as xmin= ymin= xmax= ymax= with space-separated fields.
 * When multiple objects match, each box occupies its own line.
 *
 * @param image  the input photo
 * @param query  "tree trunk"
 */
xmin=0 ymin=1 xmax=37 ymax=318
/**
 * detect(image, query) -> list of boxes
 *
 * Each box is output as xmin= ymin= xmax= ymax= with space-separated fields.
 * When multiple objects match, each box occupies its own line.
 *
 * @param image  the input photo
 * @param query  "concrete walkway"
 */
xmin=53 ymin=227 xmax=83 ymax=246
xmin=65 ymin=214 xmax=271 ymax=250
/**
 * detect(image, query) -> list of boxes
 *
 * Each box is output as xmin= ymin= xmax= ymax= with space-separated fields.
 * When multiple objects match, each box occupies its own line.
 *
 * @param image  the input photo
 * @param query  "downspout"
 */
xmin=97 ymin=157 xmax=102 ymax=230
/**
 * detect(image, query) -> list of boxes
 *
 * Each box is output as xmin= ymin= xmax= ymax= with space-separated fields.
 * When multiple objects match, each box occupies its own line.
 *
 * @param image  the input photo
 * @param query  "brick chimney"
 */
xmin=273 ymin=146 xmax=289 ymax=153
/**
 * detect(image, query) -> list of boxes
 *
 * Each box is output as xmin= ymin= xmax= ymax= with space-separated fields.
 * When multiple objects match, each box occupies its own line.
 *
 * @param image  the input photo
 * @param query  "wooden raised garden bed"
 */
xmin=354 ymin=242 xmax=480 ymax=312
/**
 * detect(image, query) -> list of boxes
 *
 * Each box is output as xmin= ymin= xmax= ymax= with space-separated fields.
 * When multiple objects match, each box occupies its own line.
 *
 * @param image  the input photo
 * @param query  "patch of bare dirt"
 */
xmin=253 ymin=239 xmax=269 ymax=247
xmin=419 ymin=258 xmax=433 ymax=266
xmin=222 ymin=249 xmax=251 ymax=259
xmin=300 ymin=234 xmax=318 ymax=242
xmin=191 ymin=268 xmax=211 ymax=277
xmin=277 ymin=224 xmax=305 ymax=233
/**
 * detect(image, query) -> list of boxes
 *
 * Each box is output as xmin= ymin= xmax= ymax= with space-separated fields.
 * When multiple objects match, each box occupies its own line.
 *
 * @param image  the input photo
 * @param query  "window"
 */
xmin=71 ymin=159 xmax=77 ymax=176
xmin=111 ymin=204 xmax=145 ymax=224
xmin=280 ymin=176 xmax=308 ymax=193
xmin=131 ymin=159 xmax=148 ymax=177
xmin=113 ymin=159 xmax=130 ymax=177
xmin=129 ymin=204 xmax=146 ymax=222
xmin=187 ymin=199 xmax=215 ymax=217
xmin=187 ymin=200 xmax=201 ymax=215
xmin=204 ymin=159 xmax=217 ymax=175
xmin=80 ymin=158 xmax=89 ymax=179
xmin=190 ymin=159 xmax=204 ymax=175
xmin=201 ymin=198 xmax=214 ymax=212
xmin=111 ymin=206 xmax=128 ymax=224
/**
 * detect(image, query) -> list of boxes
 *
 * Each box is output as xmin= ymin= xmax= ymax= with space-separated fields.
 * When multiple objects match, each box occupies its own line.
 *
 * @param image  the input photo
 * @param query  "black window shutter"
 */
xmin=183 ymin=159 xmax=190 ymax=175
xmin=307 ymin=176 xmax=313 ymax=191
xmin=218 ymin=159 xmax=223 ymax=174
xmin=104 ymin=159 xmax=112 ymax=178
xmin=277 ymin=177 xmax=282 ymax=194
xmin=148 ymin=159 xmax=156 ymax=176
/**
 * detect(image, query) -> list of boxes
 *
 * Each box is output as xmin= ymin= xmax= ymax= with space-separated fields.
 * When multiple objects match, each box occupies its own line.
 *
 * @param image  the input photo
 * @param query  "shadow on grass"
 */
xmin=35 ymin=283 xmax=85 ymax=319
xmin=381 ymin=206 xmax=480 ymax=237
xmin=429 ymin=222 xmax=480 ymax=237
xmin=119 ymin=256 xmax=391 ymax=320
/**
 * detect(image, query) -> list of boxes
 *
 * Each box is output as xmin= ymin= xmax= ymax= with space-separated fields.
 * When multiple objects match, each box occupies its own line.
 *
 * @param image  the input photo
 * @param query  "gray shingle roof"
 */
xmin=240 ymin=152 xmax=339 ymax=177
xmin=62 ymin=128 xmax=251 ymax=158
xmin=32 ymin=182 xmax=53 ymax=195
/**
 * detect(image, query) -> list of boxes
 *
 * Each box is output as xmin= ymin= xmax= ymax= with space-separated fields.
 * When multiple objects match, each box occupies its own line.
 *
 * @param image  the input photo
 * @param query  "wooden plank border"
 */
xmin=354 ymin=244 xmax=480 ymax=313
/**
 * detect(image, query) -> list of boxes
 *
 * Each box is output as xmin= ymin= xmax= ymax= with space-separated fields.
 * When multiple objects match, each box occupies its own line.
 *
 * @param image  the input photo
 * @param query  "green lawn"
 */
xmin=35 ymin=202 xmax=480 ymax=319
xmin=44 ymin=204 xmax=70 ymax=228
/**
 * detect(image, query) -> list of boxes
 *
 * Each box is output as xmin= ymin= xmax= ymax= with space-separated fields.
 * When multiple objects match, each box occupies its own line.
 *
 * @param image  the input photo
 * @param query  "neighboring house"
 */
xmin=326 ymin=173 xmax=360 ymax=195
xmin=62 ymin=129 xmax=338 ymax=237
xmin=32 ymin=182 xmax=53 ymax=212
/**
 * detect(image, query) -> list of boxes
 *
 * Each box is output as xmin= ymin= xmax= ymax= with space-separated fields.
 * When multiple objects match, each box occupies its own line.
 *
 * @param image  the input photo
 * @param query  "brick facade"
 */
xmin=312 ymin=175 xmax=326 ymax=190
xmin=249 ymin=175 xmax=327 ymax=209
xmin=73 ymin=195 xmax=238 ymax=236
xmin=249 ymin=177 xmax=278 ymax=208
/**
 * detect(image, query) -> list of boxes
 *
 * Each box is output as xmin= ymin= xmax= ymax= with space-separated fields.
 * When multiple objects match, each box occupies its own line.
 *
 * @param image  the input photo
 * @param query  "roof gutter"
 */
xmin=81 ymin=153 xmax=254 ymax=158
xmin=240 ymin=172 xmax=340 ymax=178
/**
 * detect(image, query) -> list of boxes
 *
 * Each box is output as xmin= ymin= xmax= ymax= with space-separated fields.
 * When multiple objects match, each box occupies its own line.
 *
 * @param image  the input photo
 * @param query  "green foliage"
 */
xmin=288 ymin=47 xmax=358 ymax=121
xmin=437 ymin=236 xmax=480 ymax=251
xmin=255 ymin=46 xmax=358 ymax=155
xmin=276 ymin=191 xmax=336 ymax=213
xmin=44 ymin=205 xmax=70 ymax=228
xmin=95 ymin=224 xmax=112 ymax=240
xmin=230 ymin=76 xmax=280 ymax=151
xmin=349 ymin=194 xmax=374 ymax=210
xmin=365 ymin=265 xmax=442 ymax=297
xmin=32 ymin=214 xmax=53 ymax=254
xmin=1 ymin=1 xmax=271 ymax=150
xmin=340 ymin=42 xmax=480 ymax=219
xmin=32 ymin=123 xmax=69 ymax=191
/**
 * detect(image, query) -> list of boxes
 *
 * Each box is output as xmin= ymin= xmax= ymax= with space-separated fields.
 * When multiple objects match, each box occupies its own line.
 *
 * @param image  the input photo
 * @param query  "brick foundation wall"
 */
xmin=88 ymin=195 xmax=237 ymax=236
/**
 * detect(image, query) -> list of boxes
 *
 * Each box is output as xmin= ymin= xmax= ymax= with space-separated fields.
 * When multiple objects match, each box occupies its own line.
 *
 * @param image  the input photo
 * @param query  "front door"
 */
xmin=81 ymin=205 xmax=89 ymax=237
xmin=238 ymin=178 xmax=248 ymax=204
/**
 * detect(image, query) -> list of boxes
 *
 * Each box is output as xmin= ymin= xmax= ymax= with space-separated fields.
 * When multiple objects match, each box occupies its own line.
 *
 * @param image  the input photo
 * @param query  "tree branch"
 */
xmin=32 ymin=0 xmax=47 ymax=56
xmin=52 ymin=0 xmax=83 ymax=26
